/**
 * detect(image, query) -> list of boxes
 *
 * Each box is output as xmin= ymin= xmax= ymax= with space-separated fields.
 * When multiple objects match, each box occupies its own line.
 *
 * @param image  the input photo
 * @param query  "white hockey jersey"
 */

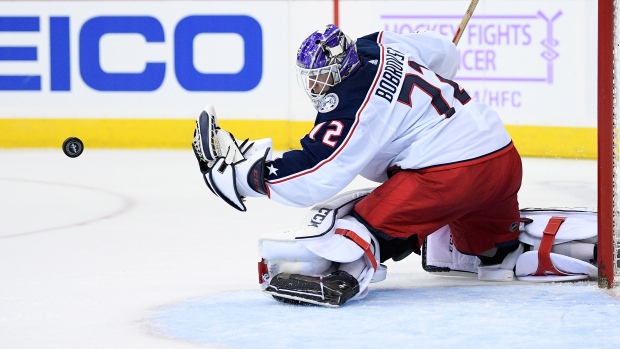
xmin=264 ymin=30 xmax=512 ymax=207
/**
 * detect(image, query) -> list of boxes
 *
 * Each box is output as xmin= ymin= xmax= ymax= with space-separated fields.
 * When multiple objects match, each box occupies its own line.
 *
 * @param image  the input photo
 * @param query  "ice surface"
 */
xmin=0 ymin=150 xmax=617 ymax=349
xmin=151 ymin=285 xmax=620 ymax=349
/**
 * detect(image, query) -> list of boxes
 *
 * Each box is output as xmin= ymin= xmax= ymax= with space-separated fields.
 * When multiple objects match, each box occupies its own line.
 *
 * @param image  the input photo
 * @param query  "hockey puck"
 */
xmin=62 ymin=137 xmax=84 ymax=158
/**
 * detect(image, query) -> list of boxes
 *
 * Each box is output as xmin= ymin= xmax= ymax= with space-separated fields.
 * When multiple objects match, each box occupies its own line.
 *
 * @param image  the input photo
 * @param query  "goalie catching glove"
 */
xmin=192 ymin=105 xmax=273 ymax=211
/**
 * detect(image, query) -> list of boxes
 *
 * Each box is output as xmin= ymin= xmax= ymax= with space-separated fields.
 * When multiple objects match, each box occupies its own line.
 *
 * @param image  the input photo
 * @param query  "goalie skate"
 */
xmin=263 ymin=271 xmax=359 ymax=307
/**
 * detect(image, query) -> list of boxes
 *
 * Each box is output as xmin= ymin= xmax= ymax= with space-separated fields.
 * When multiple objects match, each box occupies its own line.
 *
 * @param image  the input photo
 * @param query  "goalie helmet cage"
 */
xmin=598 ymin=0 xmax=620 ymax=288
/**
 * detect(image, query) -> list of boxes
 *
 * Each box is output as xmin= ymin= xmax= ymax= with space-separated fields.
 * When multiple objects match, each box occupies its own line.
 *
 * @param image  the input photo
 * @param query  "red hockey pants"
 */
xmin=354 ymin=144 xmax=523 ymax=256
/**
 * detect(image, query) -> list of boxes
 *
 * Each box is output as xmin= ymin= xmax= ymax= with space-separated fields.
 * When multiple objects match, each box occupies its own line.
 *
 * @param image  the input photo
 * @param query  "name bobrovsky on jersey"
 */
xmin=374 ymin=47 xmax=406 ymax=103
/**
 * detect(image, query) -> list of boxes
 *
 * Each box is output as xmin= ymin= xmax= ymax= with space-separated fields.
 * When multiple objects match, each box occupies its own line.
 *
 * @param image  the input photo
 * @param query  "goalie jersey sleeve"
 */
xmin=265 ymin=30 xmax=512 ymax=207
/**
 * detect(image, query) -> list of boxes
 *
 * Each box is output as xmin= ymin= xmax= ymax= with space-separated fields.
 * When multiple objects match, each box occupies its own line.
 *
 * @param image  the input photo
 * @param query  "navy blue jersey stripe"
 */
xmin=265 ymin=42 xmax=384 ymax=184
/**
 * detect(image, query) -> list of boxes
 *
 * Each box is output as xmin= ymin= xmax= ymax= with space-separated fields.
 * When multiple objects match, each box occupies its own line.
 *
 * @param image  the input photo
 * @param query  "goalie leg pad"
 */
xmin=516 ymin=252 xmax=597 ymax=282
xmin=259 ymin=191 xmax=385 ymax=305
xmin=422 ymin=208 xmax=599 ymax=283
xmin=422 ymin=225 xmax=479 ymax=277
xmin=422 ymin=225 xmax=524 ymax=281
xmin=265 ymin=258 xmax=335 ymax=279
xmin=476 ymin=211 xmax=599 ymax=283
xmin=259 ymin=216 xmax=383 ymax=304
xmin=259 ymin=190 xmax=378 ymax=272
xmin=515 ymin=213 xmax=598 ymax=281
xmin=304 ymin=215 xmax=385 ymax=296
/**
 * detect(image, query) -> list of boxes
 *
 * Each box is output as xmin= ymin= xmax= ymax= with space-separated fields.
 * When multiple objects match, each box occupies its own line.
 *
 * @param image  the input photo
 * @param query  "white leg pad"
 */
xmin=519 ymin=209 xmax=597 ymax=247
xmin=516 ymin=209 xmax=598 ymax=282
xmin=423 ymin=225 xmax=479 ymax=276
xmin=515 ymin=251 xmax=597 ymax=282
xmin=258 ymin=189 xmax=384 ymax=300
xmin=266 ymin=258 xmax=334 ymax=278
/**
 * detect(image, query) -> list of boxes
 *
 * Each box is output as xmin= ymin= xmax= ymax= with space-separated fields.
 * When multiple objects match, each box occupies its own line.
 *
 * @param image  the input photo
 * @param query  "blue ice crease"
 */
xmin=149 ymin=283 xmax=620 ymax=349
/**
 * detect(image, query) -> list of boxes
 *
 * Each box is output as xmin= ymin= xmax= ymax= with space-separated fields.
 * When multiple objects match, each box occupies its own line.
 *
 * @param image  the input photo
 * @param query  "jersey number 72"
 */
xmin=397 ymin=61 xmax=471 ymax=118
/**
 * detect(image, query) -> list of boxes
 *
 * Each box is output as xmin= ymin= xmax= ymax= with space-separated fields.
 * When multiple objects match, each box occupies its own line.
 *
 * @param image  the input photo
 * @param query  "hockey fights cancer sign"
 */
xmin=376 ymin=7 xmax=589 ymax=128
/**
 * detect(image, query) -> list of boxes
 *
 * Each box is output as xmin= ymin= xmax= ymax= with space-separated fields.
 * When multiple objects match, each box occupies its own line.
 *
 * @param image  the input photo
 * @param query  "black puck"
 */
xmin=63 ymin=137 xmax=84 ymax=158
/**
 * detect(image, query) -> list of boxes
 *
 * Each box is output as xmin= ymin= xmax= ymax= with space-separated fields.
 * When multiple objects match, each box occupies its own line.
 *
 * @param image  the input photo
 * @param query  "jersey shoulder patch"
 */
xmin=317 ymin=93 xmax=339 ymax=113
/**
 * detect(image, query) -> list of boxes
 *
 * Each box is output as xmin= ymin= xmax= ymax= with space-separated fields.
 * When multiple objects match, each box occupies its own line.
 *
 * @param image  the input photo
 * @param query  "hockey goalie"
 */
xmin=191 ymin=25 xmax=598 ymax=307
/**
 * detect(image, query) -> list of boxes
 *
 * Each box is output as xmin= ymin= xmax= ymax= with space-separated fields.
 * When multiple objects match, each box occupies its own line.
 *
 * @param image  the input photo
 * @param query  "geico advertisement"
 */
xmin=0 ymin=1 xmax=289 ymax=119
xmin=342 ymin=0 xmax=597 ymax=127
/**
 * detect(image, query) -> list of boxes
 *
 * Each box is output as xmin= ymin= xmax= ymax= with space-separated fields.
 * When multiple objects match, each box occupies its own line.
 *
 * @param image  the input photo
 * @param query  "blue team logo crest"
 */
xmin=318 ymin=93 xmax=339 ymax=113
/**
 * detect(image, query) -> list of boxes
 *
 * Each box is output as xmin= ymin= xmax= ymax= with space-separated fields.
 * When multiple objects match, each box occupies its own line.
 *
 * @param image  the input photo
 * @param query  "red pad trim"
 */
xmin=258 ymin=259 xmax=268 ymax=284
xmin=533 ymin=216 xmax=572 ymax=276
xmin=335 ymin=228 xmax=377 ymax=270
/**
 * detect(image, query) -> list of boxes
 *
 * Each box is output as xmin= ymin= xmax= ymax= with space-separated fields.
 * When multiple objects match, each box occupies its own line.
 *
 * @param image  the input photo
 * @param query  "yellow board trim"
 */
xmin=0 ymin=119 xmax=597 ymax=159
xmin=505 ymin=125 xmax=597 ymax=159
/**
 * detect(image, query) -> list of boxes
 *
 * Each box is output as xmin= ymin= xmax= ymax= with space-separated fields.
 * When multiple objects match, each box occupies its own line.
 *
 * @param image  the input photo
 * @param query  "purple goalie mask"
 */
xmin=295 ymin=24 xmax=361 ymax=108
